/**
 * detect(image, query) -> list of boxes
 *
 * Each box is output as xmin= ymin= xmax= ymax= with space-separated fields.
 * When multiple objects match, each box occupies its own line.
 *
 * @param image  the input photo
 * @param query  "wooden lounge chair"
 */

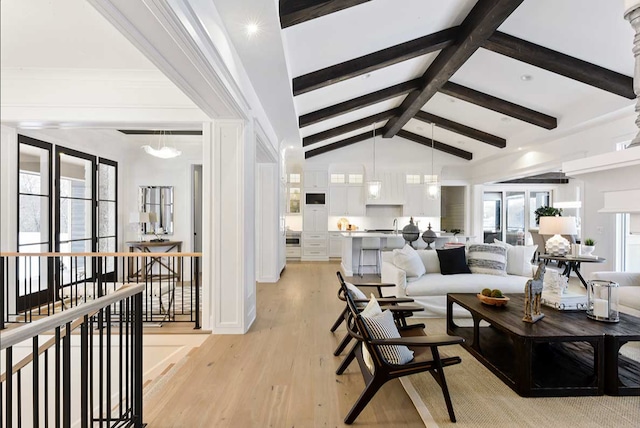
xmin=332 ymin=276 xmax=423 ymax=356
xmin=335 ymin=271 xmax=464 ymax=425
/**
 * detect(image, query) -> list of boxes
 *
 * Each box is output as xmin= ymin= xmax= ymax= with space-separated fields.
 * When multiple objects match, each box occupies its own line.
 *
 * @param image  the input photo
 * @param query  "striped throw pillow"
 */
xmin=361 ymin=310 xmax=414 ymax=365
xmin=467 ymin=244 xmax=507 ymax=276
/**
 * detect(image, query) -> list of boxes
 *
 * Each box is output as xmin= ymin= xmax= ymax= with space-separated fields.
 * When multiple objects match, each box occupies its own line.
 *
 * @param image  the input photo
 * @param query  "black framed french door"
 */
xmin=55 ymin=146 xmax=97 ymax=288
xmin=98 ymin=158 xmax=118 ymax=281
xmin=17 ymin=135 xmax=54 ymax=311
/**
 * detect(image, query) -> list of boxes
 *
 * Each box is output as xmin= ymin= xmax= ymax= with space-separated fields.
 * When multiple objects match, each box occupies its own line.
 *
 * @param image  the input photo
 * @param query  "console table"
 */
xmin=126 ymin=241 xmax=182 ymax=280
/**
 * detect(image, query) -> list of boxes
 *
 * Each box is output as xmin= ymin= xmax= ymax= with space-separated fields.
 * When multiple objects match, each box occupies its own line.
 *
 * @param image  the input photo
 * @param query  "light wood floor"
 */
xmin=144 ymin=261 xmax=425 ymax=427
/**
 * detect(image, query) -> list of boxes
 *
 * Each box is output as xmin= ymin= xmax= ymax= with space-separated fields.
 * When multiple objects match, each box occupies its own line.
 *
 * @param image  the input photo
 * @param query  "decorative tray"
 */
xmin=477 ymin=293 xmax=510 ymax=306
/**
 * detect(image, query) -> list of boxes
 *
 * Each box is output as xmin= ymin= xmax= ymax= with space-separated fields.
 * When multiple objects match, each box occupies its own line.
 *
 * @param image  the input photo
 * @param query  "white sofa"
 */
xmin=590 ymin=272 xmax=640 ymax=317
xmin=381 ymin=250 xmax=533 ymax=317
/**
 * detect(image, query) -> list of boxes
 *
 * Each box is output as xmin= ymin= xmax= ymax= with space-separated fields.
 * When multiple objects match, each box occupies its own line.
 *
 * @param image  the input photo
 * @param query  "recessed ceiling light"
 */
xmin=517 ymin=147 xmax=523 ymax=151
xmin=501 ymin=117 xmax=511 ymax=122
xmin=458 ymin=140 xmax=466 ymax=145
xmin=246 ymin=22 xmax=259 ymax=36
xmin=448 ymin=98 xmax=456 ymax=103
xmin=363 ymin=73 xmax=371 ymax=79
xmin=520 ymin=74 xmax=533 ymax=81
xmin=416 ymin=126 xmax=423 ymax=131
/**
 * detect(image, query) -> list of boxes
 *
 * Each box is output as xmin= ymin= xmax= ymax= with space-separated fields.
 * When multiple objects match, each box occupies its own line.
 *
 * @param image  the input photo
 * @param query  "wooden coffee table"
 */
xmin=446 ymin=293 xmax=640 ymax=397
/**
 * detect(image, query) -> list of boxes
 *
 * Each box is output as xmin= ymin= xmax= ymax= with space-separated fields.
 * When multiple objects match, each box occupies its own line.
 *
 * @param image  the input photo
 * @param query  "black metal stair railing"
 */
xmin=1 ymin=283 xmax=145 ymax=428
xmin=1 ymin=252 xmax=201 ymax=330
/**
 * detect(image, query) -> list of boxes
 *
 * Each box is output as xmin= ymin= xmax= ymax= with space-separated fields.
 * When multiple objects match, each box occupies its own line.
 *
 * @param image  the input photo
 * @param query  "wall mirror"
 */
xmin=139 ymin=186 xmax=174 ymax=235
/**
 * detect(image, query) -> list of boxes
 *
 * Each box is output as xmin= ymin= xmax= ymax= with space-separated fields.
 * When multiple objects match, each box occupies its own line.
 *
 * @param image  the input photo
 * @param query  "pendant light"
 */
xmin=425 ymin=123 xmax=440 ymax=200
xmin=367 ymin=123 xmax=382 ymax=200
xmin=142 ymin=131 xmax=182 ymax=159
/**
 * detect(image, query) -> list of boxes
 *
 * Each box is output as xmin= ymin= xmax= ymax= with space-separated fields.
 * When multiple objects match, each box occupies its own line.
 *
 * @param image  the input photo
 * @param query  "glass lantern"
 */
xmin=586 ymin=280 xmax=619 ymax=323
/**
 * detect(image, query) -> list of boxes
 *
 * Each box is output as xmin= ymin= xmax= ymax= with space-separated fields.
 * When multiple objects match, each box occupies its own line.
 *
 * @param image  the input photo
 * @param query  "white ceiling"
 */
xmin=277 ymin=0 xmax=635 ymax=163
xmin=0 ymin=0 xmax=156 ymax=69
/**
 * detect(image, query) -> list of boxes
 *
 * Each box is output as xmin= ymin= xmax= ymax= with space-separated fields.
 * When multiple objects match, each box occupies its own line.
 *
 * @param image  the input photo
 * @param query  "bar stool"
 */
xmin=358 ymin=237 xmax=381 ymax=277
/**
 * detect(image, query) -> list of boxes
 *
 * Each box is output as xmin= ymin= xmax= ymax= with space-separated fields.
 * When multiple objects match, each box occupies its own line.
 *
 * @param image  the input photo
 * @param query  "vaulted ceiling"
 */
xmin=279 ymin=0 xmax=634 ymax=163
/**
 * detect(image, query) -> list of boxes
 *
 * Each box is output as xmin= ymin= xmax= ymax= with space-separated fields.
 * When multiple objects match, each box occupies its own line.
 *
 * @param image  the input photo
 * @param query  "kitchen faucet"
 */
xmin=393 ymin=218 xmax=398 ymax=234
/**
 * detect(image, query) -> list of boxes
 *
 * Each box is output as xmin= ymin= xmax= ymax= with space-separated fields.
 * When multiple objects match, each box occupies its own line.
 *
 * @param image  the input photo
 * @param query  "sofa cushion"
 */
xmin=393 ymin=244 xmax=426 ymax=278
xmin=417 ymin=250 xmax=441 ymax=274
xmin=436 ymin=246 xmax=471 ymax=275
xmin=360 ymin=309 xmax=414 ymax=365
xmin=405 ymin=272 xmax=529 ymax=297
xmin=493 ymin=240 xmax=537 ymax=277
xmin=467 ymin=244 xmax=507 ymax=276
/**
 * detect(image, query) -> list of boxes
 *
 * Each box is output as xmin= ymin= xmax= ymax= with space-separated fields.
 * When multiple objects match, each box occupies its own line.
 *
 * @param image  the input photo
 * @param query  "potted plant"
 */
xmin=534 ymin=206 xmax=563 ymax=226
xmin=582 ymin=238 xmax=596 ymax=256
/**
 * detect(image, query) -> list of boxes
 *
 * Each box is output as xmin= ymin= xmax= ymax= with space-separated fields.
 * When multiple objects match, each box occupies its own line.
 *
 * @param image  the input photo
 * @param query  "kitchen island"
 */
xmin=340 ymin=232 xmax=405 ymax=276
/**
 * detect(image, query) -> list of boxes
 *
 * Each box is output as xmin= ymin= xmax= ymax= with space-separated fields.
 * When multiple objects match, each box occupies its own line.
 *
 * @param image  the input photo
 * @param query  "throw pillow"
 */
xmin=393 ymin=244 xmax=426 ymax=278
xmin=494 ymin=240 xmax=538 ymax=277
xmin=436 ymin=246 xmax=471 ymax=275
xmin=467 ymin=244 xmax=507 ymax=276
xmin=360 ymin=309 xmax=414 ymax=365
xmin=345 ymin=281 xmax=367 ymax=301
xmin=360 ymin=294 xmax=382 ymax=372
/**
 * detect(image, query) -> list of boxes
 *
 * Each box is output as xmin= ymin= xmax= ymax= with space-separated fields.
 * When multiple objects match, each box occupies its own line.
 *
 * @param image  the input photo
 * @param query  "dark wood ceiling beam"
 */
xmin=303 ymin=109 xmax=397 ymax=146
xmin=414 ymin=111 xmax=506 ymax=148
xmin=484 ymin=32 xmax=634 ymax=99
xmin=118 ymin=130 xmax=202 ymax=135
xmin=397 ymin=130 xmax=472 ymax=160
xmin=293 ymin=27 xmax=459 ymax=95
xmin=299 ymin=79 xmax=420 ymax=128
xmin=305 ymin=129 xmax=383 ymax=159
xmin=440 ymin=82 xmax=557 ymax=129
xmin=383 ymin=0 xmax=524 ymax=138
xmin=279 ymin=0 xmax=370 ymax=28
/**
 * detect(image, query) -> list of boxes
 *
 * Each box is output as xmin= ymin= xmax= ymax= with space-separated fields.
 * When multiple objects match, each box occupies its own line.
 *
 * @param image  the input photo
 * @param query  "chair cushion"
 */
xmin=393 ymin=244 xmax=426 ymax=278
xmin=467 ymin=244 xmax=507 ymax=276
xmin=436 ymin=246 xmax=471 ymax=275
xmin=361 ymin=309 xmax=414 ymax=365
xmin=494 ymin=239 xmax=537 ymax=277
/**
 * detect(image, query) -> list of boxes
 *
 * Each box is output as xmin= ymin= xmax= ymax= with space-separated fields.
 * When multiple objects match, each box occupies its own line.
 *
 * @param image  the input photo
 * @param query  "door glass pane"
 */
xmin=98 ymin=163 xmax=116 ymax=201
xmin=483 ymin=192 xmax=502 ymax=243
xmin=59 ymin=154 xmax=93 ymax=198
xmin=17 ymin=244 xmax=49 ymax=296
xmin=98 ymin=237 xmax=116 ymax=273
xmin=58 ymin=240 xmax=93 ymax=284
xmin=624 ymin=214 xmax=640 ymax=271
xmin=59 ymin=198 xmax=93 ymax=241
xmin=506 ymin=192 xmax=525 ymax=245
xmin=19 ymin=195 xmax=49 ymax=245
xmin=98 ymin=201 xmax=116 ymax=237
xmin=529 ymin=191 xmax=550 ymax=229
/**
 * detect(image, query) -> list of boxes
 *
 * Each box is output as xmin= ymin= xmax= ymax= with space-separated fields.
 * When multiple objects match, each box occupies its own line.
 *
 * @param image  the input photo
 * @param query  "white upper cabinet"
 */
xmin=303 ymin=206 xmax=328 ymax=232
xmin=404 ymin=184 xmax=441 ymax=217
xmin=304 ymin=170 xmax=328 ymax=189
xmin=330 ymin=185 xmax=365 ymax=216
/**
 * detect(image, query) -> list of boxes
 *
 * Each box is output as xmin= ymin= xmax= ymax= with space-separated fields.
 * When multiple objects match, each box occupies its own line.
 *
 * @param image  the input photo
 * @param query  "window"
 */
xmin=289 ymin=173 xmax=301 ymax=184
xmin=348 ymin=174 xmax=363 ymax=184
xmin=406 ymin=174 xmax=421 ymax=184
xmin=484 ymin=189 xmax=551 ymax=244
xmin=330 ymin=173 xmax=346 ymax=184
xmin=17 ymin=136 xmax=53 ymax=310
xmin=505 ymin=192 xmax=525 ymax=245
xmin=620 ymin=214 xmax=640 ymax=271
xmin=529 ymin=191 xmax=550 ymax=229
xmin=483 ymin=192 xmax=502 ymax=243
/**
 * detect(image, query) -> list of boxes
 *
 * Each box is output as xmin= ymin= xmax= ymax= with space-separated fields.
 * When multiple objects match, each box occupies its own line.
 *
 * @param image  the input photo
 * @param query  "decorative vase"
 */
xmin=582 ymin=245 xmax=595 ymax=256
xmin=402 ymin=217 xmax=420 ymax=248
xmin=422 ymin=223 xmax=437 ymax=250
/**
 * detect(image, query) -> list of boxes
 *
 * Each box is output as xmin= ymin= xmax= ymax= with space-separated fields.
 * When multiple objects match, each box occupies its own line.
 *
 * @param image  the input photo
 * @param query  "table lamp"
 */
xmin=539 ymin=216 xmax=577 ymax=256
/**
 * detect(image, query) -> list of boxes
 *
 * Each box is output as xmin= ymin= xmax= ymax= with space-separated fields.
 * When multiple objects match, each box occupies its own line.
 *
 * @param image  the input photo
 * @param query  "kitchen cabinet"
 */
xmin=404 ymin=185 xmax=441 ymax=217
xmin=303 ymin=206 xmax=328 ymax=232
xmin=329 ymin=185 xmax=365 ymax=216
xmin=302 ymin=232 xmax=328 ymax=260
xmin=329 ymin=232 xmax=343 ymax=257
xmin=304 ymin=170 xmax=328 ymax=189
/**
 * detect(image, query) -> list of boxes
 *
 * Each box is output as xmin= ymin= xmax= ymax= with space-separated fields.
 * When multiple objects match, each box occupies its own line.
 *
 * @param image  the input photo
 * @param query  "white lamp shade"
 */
xmin=138 ymin=212 xmax=151 ymax=223
xmin=539 ymin=216 xmax=577 ymax=235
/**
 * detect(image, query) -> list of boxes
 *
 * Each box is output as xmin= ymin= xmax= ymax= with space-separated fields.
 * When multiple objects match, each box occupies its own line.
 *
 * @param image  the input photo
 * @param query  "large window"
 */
xmin=483 ymin=192 xmax=502 ymax=243
xmin=17 ymin=136 xmax=53 ymax=309
xmin=98 ymin=159 xmax=118 ymax=276
xmin=619 ymin=214 xmax=640 ymax=271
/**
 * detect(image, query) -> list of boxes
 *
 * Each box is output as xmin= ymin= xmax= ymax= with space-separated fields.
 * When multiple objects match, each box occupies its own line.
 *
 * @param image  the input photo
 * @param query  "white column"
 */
xmin=0 ymin=125 xmax=18 ymax=252
xmin=625 ymin=0 xmax=640 ymax=147
xmin=202 ymin=119 xmax=256 ymax=334
xmin=255 ymin=163 xmax=280 ymax=282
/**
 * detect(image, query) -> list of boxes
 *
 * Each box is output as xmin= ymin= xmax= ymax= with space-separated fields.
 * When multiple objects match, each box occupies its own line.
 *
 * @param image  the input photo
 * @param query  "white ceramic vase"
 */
xmin=582 ymin=245 xmax=595 ymax=256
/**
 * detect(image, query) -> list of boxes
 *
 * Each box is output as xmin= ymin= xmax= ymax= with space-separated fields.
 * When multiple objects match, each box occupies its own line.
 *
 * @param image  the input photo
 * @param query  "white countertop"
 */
xmin=340 ymin=232 xmax=403 ymax=238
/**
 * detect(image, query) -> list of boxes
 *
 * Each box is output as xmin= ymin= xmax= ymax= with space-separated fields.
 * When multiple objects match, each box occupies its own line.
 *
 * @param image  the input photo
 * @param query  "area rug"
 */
xmin=401 ymin=318 xmax=640 ymax=428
